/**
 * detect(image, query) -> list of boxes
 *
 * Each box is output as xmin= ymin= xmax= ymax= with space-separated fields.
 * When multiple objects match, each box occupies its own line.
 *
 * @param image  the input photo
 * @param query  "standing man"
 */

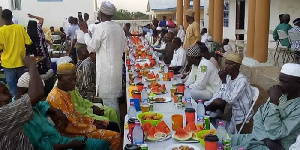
xmin=183 ymin=9 xmax=200 ymax=50
xmin=0 ymin=9 xmax=32 ymax=96
xmin=67 ymin=17 xmax=79 ymax=64
xmin=79 ymin=1 xmax=126 ymax=114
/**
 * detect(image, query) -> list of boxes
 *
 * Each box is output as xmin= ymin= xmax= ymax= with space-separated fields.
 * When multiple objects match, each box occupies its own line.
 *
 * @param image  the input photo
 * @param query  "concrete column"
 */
xmin=177 ymin=0 xmax=184 ymax=28
xmin=193 ymin=0 xmax=200 ymax=24
xmin=183 ymin=0 xmax=190 ymax=31
xmin=208 ymin=0 xmax=214 ymax=36
xmin=0 ymin=7 xmax=3 ymax=27
xmin=246 ymin=0 xmax=256 ymax=58
xmin=213 ymin=0 xmax=224 ymax=43
xmin=253 ymin=0 xmax=270 ymax=62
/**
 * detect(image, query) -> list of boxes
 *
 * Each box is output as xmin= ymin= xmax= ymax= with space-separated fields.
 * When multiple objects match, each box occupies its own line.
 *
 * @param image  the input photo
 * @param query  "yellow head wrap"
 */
xmin=57 ymin=63 xmax=76 ymax=74
xmin=226 ymin=52 xmax=243 ymax=64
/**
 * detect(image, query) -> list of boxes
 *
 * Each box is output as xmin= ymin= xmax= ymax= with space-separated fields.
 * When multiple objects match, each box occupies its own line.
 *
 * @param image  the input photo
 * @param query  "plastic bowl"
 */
xmin=195 ymin=129 xmax=217 ymax=147
xmin=137 ymin=112 xmax=164 ymax=126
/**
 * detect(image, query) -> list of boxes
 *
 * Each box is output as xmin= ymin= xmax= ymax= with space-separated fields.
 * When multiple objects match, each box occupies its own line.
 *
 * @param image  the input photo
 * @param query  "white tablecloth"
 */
xmin=123 ymin=61 xmax=213 ymax=150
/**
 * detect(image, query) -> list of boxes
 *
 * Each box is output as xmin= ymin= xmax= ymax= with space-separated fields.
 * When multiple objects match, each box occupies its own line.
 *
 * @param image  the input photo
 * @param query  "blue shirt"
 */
xmin=66 ymin=24 xmax=79 ymax=41
xmin=159 ymin=20 xmax=167 ymax=27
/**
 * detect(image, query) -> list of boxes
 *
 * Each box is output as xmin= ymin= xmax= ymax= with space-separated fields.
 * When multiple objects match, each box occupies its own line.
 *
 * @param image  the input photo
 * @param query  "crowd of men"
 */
xmin=1 ymin=1 xmax=300 ymax=150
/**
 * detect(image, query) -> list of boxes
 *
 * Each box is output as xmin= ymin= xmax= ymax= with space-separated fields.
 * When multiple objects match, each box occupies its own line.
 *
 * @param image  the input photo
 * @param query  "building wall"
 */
xmin=204 ymin=0 xmax=300 ymax=42
xmin=9 ymin=0 xmax=96 ymax=29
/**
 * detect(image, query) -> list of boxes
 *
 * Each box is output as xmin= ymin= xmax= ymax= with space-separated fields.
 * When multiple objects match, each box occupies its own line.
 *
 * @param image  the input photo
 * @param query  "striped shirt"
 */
xmin=0 ymin=94 xmax=33 ymax=150
xmin=206 ymin=73 xmax=253 ymax=133
xmin=289 ymin=26 xmax=300 ymax=51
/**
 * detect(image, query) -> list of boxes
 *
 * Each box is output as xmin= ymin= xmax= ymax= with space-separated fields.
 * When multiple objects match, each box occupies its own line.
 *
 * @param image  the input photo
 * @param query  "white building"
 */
xmin=0 ymin=0 xmax=97 ymax=30
xmin=203 ymin=0 xmax=300 ymax=43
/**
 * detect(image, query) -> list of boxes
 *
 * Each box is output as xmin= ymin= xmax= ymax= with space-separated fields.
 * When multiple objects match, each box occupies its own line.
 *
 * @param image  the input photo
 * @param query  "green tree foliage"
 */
xmin=112 ymin=9 xmax=149 ymax=20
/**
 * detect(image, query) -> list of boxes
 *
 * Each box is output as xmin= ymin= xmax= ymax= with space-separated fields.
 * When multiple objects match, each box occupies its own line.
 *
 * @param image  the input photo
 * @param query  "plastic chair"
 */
xmin=274 ymin=30 xmax=290 ymax=65
xmin=238 ymin=86 xmax=259 ymax=134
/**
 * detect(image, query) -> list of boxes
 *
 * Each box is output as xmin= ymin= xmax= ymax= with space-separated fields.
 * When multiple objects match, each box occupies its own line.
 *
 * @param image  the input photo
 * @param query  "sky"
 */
xmin=97 ymin=0 xmax=149 ymax=13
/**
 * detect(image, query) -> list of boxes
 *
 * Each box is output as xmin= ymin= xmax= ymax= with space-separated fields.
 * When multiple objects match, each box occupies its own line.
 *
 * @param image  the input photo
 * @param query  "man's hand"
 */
xmin=92 ymin=105 xmax=104 ymax=116
xmin=78 ymin=21 xmax=88 ymax=33
xmin=218 ymin=69 xmax=228 ymax=83
xmin=68 ymin=140 xmax=86 ymax=150
xmin=27 ymin=14 xmax=34 ymax=18
xmin=263 ymin=138 xmax=283 ymax=150
xmin=268 ymin=85 xmax=283 ymax=105
xmin=94 ymin=120 xmax=109 ymax=129
xmin=22 ymin=57 xmax=37 ymax=68
xmin=48 ymin=107 xmax=68 ymax=132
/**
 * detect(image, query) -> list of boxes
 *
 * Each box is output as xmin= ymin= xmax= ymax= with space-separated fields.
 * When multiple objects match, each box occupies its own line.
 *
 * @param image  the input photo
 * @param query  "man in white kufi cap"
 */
xmin=79 ymin=1 xmax=126 ymax=114
xmin=229 ymin=63 xmax=300 ymax=150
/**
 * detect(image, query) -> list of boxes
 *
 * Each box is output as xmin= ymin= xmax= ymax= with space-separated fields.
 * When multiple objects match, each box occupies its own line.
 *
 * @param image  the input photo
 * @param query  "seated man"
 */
xmin=221 ymin=38 xmax=234 ymax=57
xmin=230 ymin=63 xmax=300 ymax=150
xmin=273 ymin=14 xmax=292 ymax=47
xmin=153 ymin=31 xmax=175 ymax=65
xmin=0 ymin=57 xmax=44 ymax=149
xmin=15 ymin=72 xmax=110 ymax=150
xmin=288 ymin=18 xmax=300 ymax=63
xmin=76 ymin=52 xmax=120 ymax=125
xmin=169 ymin=37 xmax=186 ymax=74
xmin=76 ymin=46 xmax=89 ymax=68
xmin=184 ymin=43 xmax=221 ymax=101
xmin=205 ymin=53 xmax=253 ymax=134
xmin=47 ymin=63 xmax=121 ymax=150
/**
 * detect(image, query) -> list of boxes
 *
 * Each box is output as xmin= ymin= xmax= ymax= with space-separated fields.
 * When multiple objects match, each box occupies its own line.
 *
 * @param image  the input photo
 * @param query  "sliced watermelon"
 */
xmin=184 ymin=122 xmax=198 ymax=133
xmin=173 ymin=128 xmax=192 ymax=141
xmin=156 ymin=121 xmax=171 ymax=135
xmin=155 ymin=74 xmax=159 ymax=79
xmin=142 ymin=122 xmax=153 ymax=134
xmin=147 ymin=126 xmax=159 ymax=141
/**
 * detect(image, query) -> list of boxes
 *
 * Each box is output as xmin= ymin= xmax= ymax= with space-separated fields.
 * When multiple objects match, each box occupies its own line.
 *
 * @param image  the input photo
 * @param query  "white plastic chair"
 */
xmin=238 ymin=86 xmax=259 ymax=134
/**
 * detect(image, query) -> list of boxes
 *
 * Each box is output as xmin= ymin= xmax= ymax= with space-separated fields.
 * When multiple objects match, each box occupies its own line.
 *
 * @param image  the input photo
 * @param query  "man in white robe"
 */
xmin=79 ymin=1 xmax=126 ymax=114
xmin=184 ymin=44 xmax=221 ymax=101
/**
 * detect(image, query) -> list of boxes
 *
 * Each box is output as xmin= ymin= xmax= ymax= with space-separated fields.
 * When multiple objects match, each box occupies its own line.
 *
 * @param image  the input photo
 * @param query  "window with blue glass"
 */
xmin=223 ymin=1 xmax=230 ymax=27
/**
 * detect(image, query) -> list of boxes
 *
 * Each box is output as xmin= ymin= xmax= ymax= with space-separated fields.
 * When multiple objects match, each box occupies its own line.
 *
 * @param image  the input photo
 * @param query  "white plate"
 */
xmin=165 ymin=144 xmax=201 ymax=150
xmin=153 ymin=97 xmax=172 ymax=103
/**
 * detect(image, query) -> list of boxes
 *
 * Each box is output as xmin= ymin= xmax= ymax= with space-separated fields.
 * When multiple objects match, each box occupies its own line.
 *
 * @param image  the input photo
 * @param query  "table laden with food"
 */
xmin=123 ymin=37 xmax=219 ymax=150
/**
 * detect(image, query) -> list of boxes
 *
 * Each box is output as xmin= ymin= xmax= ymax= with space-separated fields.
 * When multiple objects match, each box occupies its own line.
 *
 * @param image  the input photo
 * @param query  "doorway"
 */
xmin=236 ymin=0 xmax=245 ymax=40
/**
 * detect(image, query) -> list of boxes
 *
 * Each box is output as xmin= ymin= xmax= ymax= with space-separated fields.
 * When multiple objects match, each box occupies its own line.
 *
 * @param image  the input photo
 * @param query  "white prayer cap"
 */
xmin=17 ymin=72 xmax=45 ymax=88
xmin=280 ymin=63 xmax=300 ymax=77
xmin=100 ymin=1 xmax=116 ymax=16
xmin=156 ymin=27 xmax=162 ymax=31
xmin=56 ymin=56 xmax=72 ymax=66
xmin=207 ymin=36 xmax=213 ymax=42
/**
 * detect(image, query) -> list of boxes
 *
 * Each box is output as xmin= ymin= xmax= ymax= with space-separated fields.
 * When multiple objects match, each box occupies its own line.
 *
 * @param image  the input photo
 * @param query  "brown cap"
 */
xmin=185 ymin=9 xmax=195 ymax=17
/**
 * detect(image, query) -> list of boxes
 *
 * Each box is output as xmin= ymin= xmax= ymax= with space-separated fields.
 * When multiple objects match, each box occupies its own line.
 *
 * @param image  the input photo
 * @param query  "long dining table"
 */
xmin=122 ymin=58 xmax=212 ymax=150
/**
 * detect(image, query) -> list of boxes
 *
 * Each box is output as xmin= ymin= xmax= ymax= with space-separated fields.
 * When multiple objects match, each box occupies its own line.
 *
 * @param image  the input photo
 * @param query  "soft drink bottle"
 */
xmin=197 ymin=100 xmax=205 ymax=124
xmin=128 ymin=102 xmax=137 ymax=119
xmin=132 ymin=121 xmax=144 ymax=145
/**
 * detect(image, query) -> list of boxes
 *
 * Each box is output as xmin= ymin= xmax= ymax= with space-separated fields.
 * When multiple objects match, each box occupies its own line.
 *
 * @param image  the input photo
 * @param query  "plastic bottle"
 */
xmin=132 ymin=121 xmax=144 ymax=145
xmin=216 ymin=121 xmax=228 ymax=143
xmin=184 ymin=86 xmax=192 ymax=108
xmin=141 ymin=87 xmax=148 ymax=103
xmin=164 ymin=65 xmax=168 ymax=73
xmin=217 ymin=141 xmax=224 ymax=150
xmin=128 ymin=102 xmax=137 ymax=119
xmin=197 ymin=100 xmax=205 ymax=124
